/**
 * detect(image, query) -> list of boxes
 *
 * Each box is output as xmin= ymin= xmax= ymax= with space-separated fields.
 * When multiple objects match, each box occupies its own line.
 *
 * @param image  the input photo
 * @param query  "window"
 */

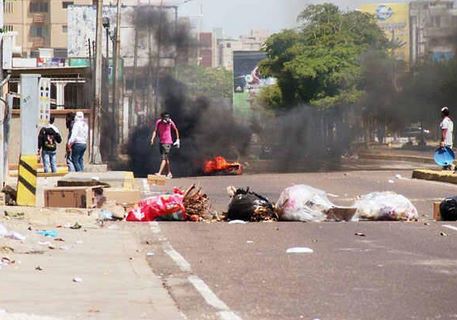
xmin=226 ymin=43 xmax=231 ymax=48
xmin=62 ymin=1 xmax=74 ymax=9
xmin=62 ymin=25 xmax=68 ymax=33
xmin=4 ymin=0 xmax=14 ymax=14
xmin=30 ymin=25 xmax=48 ymax=37
xmin=30 ymin=1 xmax=48 ymax=13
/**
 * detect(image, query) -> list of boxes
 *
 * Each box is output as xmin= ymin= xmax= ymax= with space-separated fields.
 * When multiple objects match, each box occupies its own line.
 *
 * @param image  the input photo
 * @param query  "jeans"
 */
xmin=42 ymin=150 xmax=57 ymax=173
xmin=71 ymin=143 xmax=87 ymax=172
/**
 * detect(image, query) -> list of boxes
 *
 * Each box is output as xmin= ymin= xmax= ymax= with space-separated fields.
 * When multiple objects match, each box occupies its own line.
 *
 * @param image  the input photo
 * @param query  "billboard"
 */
xmin=359 ymin=3 xmax=410 ymax=63
xmin=233 ymin=51 xmax=276 ymax=116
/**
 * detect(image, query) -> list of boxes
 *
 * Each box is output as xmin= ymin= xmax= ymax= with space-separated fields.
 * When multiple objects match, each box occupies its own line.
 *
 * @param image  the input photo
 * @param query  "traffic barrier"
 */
xmin=16 ymin=154 xmax=37 ymax=206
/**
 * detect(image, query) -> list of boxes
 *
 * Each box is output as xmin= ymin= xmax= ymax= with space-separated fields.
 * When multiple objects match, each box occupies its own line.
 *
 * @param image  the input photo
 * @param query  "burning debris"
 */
xmin=226 ymin=187 xmax=278 ymax=222
xmin=203 ymin=156 xmax=243 ymax=176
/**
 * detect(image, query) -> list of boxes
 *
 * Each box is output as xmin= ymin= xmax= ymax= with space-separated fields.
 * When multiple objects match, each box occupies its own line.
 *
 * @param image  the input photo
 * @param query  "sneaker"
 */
xmin=167 ymin=173 xmax=173 ymax=179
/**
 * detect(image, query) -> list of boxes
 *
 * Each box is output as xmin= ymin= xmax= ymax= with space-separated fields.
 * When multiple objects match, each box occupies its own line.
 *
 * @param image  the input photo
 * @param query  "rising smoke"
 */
xmin=126 ymin=6 xmax=358 ymax=177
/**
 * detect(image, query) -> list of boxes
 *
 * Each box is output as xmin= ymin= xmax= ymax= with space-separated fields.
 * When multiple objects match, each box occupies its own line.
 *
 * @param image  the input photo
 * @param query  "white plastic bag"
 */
xmin=276 ymin=185 xmax=334 ymax=222
xmin=352 ymin=192 xmax=418 ymax=221
xmin=0 ymin=223 xmax=26 ymax=240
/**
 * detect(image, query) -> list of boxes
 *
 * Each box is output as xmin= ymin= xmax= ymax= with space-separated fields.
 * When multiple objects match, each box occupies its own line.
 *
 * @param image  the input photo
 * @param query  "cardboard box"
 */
xmin=103 ymin=188 xmax=141 ymax=205
xmin=433 ymin=202 xmax=441 ymax=221
xmin=147 ymin=174 xmax=167 ymax=186
xmin=44 ymin=186 xmax=102 ymax=208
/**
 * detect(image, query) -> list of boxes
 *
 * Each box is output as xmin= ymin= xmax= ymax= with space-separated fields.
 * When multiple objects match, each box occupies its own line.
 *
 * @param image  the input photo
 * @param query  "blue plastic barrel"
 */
xmin=434 ymin=147 xmax=455 ymax=167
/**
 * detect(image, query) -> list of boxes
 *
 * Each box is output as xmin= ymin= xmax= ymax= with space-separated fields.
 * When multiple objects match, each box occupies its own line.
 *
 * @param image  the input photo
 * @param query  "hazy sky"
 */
xmin=178 ymin=0 xmax=411 ymax=37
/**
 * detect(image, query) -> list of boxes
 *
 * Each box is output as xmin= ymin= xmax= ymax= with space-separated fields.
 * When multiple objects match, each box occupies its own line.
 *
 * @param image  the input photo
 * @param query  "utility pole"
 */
xmin=113 ymin=0 xmax=121 ymax=151
xmin=153 ymin=0 xmax=164 ymax=118
xmin=91 ymin=0 xmax=103 ymax=164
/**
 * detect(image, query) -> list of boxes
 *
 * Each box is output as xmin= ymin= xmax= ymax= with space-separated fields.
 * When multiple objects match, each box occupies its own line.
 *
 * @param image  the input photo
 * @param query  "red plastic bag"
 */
xmin=126 ymin=193 xmax=187 ymax=222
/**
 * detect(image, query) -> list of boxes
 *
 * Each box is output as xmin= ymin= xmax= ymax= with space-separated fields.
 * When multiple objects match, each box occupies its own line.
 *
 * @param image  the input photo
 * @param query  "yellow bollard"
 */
xmin=16 ymin=154 xmax=37 ymax=206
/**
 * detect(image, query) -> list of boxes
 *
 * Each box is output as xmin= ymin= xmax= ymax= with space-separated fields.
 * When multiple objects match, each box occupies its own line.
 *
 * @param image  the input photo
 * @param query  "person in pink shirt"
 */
xmin=150 ymin=112 xmax=180 ymax=178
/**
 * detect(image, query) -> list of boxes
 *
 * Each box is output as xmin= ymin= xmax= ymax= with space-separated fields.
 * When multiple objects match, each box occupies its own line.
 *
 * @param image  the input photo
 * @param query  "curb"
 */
xmin=412 ymin=169 xmax=457 ymax=184
xmin=359 ymin=153 xmax=434 ymax=164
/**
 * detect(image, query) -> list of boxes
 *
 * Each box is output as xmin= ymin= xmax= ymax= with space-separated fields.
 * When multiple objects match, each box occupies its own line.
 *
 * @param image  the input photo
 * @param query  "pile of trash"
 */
xmin=126 ymin=185 xmax=215 ymax=222
xmin=122 ymin=182 xmax=418 ymax=223
xmin=353 ymin=192 xmax=418 ymax=221
xmin=227 ymin=187 xmax=277 ymax=222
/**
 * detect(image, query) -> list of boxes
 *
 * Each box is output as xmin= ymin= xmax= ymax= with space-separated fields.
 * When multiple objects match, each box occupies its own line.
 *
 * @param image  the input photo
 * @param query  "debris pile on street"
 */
xmin=227 ymin=187 xmax=277 ymax=222
xmin=203 ymin=156 xmax=243 ymax=175
xmin=126 ymin=190 xmax=187 ymax=222
xmin=183 ymin=184 xmax=213 ymax=221
xmin=126 ymin=185 xmax=215 ymax=222
xmin=352 ymin=192 xmax=419 ymax=221
xmin=276 ymin=185 xmax=334 ymax=222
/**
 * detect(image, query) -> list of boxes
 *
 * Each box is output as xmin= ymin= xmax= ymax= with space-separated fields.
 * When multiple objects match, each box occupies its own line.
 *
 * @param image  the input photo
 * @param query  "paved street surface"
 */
xmin=2 ymin=170 xmax=457 ymax=320
xmin=139 ymin=171 xmax=457 ymax=320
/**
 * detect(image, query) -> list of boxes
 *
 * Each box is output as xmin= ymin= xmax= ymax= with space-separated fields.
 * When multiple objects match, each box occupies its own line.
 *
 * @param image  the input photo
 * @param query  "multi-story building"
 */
xmin=4 ymin=0 xmax=93 ymax=57
xmin=216 ymin=29 xmax=270 ymax=70
xmin=410 ymin=0 xmax=457 ymax=64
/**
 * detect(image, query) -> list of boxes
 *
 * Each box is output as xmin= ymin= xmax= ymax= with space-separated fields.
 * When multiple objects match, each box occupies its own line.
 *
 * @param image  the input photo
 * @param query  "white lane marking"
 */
xmin=163 ymin=243 xmax=192 ymax=272
xmin=142 ymin=178 xmax=149 ymax=193
xmin=217 ymin=311 xmax=243 ymax=320
xmin=188 ymin=275 xmax=229 ymax=310
xmin=443 ymin=225 xmax=457 ymax=232
xmin=150 ymin=222 xmax=161 ymax=234
xmin=150 ymin=223 xmax=242 ymax=319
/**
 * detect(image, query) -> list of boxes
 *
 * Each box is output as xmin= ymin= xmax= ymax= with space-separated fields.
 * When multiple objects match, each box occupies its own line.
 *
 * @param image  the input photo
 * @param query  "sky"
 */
xmin=178 ymin=0 xmax=412 ymax=37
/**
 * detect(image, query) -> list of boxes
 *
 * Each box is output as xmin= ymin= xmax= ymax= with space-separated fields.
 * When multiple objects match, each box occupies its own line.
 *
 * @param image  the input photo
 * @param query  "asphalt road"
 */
xmin=137 ymin=171 xmax=457 ymax=320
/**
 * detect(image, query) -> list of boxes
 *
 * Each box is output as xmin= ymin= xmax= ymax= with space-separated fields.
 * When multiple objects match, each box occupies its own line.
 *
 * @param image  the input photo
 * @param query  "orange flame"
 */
xmin=203 ymin=156 xmax=243 ymax=175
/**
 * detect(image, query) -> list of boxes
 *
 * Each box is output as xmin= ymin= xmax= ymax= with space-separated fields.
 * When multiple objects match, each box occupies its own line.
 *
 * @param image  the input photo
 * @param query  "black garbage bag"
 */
xmin=227 ymin=188 xmax=277 ymax=222
xmin=440 ymin=196 xmax=457 ymax=221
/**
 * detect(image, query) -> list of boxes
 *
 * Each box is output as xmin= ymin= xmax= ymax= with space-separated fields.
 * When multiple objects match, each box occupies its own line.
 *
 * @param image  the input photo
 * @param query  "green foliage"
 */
xmin=260 ymin=3 xmax=388 ymax=109
xmin=175 ymin=64 xmax=233 ymax=100
xmin=256 ymin=84 xmax=283 ymax=109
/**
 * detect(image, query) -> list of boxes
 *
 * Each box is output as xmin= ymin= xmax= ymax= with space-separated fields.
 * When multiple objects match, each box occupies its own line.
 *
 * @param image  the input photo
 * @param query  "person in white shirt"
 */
xmin=440 ymin=107 xmax=454 ymax=149
xmin=67 ymin=111 xmax=88 ymax=172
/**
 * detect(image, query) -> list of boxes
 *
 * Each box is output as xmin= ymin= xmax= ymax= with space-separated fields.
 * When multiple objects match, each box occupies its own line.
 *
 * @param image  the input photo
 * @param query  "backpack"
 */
xmin=41 ymin=127 xmax=61 ymax=151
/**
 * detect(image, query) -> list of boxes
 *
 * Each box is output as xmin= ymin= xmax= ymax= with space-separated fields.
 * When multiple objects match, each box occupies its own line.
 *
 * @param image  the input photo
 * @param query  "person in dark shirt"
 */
xmin=38 ymin=116 xmax=62 ymax=173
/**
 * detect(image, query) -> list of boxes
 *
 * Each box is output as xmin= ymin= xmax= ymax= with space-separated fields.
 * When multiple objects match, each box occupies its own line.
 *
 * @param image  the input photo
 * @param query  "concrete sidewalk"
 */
xmin=0 ymin=211 xmax=184 ymax=320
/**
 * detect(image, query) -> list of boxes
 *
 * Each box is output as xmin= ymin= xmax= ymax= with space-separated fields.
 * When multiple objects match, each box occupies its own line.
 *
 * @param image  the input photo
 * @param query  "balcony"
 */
xmin=32 ymin=13 xmax=47 ymax=23
xmin=31 ymin=37 xmax=45 ymax=49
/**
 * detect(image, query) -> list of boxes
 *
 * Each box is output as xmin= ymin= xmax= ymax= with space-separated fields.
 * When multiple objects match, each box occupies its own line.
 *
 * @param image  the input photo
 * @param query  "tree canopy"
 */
xmin=259 ymin=3 xmax=388 ymax=109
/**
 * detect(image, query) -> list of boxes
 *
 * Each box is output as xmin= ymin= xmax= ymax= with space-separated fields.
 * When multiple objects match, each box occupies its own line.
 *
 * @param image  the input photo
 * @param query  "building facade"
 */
xmin=4 ymin=0 xmax=93 ymax=57
xmin=410 ymin=0 xmax=457 ymax=64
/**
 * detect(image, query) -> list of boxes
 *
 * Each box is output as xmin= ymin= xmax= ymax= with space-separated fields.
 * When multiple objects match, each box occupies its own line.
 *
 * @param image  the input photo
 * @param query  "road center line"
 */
xmin=443 ymin=225 xmax=457 ymax=232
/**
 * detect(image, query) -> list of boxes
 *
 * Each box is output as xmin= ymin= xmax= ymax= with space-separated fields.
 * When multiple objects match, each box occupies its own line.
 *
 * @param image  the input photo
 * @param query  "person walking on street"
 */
xmin=68 ymin=111 xmax=88 ymax=172
xmin=38 ymin=116 xmax=62 ymax=173
xmin=65 ymin=112 xmax=76 ymax=172
xmin=150 ymin=112 xmax=180 ymax=178
xmin=440 ymin=107 xmax=454 ymax=170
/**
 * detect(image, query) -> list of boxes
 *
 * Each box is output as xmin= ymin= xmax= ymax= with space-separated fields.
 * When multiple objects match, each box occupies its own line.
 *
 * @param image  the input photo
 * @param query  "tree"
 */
xmin=175 ymin=64 xmax=233 ymax=100
xmin=259 ymin=3 xmax=388 ymax=109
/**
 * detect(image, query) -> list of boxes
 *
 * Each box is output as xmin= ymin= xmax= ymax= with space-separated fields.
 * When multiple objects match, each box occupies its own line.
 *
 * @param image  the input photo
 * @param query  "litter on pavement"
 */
xmin=352 ymin=192 xmax=419 ymax=221
xmin=37 ymin=230 xmax=58 ymax=238
xmin=286 ymin=247 xmax=314 ymax=254
xmin=439 ymin=196 xmax=457 ymax=221
xmin=0 ymin=223 xmax=26 ymax=241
